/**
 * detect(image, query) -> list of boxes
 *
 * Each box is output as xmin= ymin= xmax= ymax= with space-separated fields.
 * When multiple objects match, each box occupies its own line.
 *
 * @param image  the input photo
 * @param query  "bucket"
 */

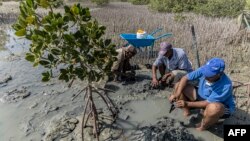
xmin=136 ymin=30 xmax=147 ymax=39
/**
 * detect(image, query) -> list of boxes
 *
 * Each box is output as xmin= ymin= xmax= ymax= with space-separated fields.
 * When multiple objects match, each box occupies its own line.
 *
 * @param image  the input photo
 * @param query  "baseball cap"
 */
xmin=201 ymin=58 xmax=225 ymax=77
xmin=158 ymin=42 xmax=172 ymax=55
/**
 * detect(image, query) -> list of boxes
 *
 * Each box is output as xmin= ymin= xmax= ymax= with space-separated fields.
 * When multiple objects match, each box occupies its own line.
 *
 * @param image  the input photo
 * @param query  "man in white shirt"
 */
xmin=151 ymin=42 xmax=193 ymax=87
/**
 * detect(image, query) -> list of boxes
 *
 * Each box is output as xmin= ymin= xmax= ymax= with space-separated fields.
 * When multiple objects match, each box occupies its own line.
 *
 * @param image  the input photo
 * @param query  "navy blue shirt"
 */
xmin=187 ymin=68 xmax=235 ymax=114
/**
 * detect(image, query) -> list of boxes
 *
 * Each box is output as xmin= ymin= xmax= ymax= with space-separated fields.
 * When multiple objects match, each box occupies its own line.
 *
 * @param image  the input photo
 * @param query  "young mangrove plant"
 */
xmin=12 ymin=0 xmax=118 ymax=140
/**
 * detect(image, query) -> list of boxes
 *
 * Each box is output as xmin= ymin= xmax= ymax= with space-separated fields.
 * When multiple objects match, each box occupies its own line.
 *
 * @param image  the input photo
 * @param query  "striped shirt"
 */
xmin=153 ymin=48 xmax=193 ymax=72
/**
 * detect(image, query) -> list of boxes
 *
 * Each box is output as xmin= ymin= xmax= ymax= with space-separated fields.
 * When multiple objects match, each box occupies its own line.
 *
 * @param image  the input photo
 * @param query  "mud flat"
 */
xmin=0 ymin=52 xmax=227 ymax=141
xmin=0 ymin=29 xmax=244 ymax=141
xmin=1 ymin=2 xmax=250 ymax=140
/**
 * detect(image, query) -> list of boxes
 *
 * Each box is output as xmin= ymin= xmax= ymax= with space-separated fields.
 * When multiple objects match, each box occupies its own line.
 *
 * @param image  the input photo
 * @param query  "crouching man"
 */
xmin=111 ymin=45 xmax=137 ymax=82
xmin=151 ymin=42 xmax=193 ymax=88
xmin=169 ymin=58 xmax=235 ymax=131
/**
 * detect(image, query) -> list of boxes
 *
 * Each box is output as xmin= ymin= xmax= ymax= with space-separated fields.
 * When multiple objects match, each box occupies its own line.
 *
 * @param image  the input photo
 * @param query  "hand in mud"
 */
xmin=169 ymin=95 xmax=177 ymax=103
xmin=151 ymin=78 xmax=159 ymax=87
xmin=176 ymin=100 xmax=187 ymax=108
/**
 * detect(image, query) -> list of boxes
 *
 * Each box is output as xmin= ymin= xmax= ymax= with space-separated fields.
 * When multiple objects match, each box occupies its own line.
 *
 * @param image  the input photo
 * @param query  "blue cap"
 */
xmin=201 ymin=58 xmax=225 ymax=77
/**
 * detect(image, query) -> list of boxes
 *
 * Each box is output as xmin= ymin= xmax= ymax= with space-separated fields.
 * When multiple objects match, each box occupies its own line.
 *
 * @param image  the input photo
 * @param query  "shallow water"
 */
xmin=127 ymin=98 xmax=169 ymax=124
xmin=0 ymin=103 xmax=27 ymax=141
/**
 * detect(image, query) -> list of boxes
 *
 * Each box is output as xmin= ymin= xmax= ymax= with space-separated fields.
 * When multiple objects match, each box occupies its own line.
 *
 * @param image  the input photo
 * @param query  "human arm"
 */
xmin=151 ymin=56 xmax=164 ymax=87
xmin=151 ymin=65 xmax=159 ymax=87
xmin=176 ymin=100 xmax=209 ymax=109
xmin=169 ymin=69 xmax=203 ymax=102
xmin=169 ymin=75 xmax=188 ymax=102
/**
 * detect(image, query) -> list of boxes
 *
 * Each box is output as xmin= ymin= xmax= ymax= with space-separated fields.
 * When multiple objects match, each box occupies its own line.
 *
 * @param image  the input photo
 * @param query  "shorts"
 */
xmin=171 ymin=70 xmax=188 ymax=83
xmin=194 ymin=88 xmax=231 ymax=119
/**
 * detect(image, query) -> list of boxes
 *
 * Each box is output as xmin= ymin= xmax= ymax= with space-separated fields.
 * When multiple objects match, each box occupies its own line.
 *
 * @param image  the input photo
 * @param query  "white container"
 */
xmin=136 ymin=31 xmax=147 ymax=39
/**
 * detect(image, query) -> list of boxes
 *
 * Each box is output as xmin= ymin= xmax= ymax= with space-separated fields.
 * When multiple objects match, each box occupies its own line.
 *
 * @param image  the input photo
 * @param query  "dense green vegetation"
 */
xmin=130 ymin=0 xmax=246 ymax=17
xmin=149 ymin=0 xmax=205 ymax=13
xmin=195 ymin=0 xmax=246 ymax=17
xmin=12 ymin=0 xmax=117 ymax=83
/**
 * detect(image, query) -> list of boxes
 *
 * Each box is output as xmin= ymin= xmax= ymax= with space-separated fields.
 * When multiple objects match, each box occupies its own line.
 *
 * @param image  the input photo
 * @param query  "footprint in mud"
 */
xmin=0 ymin=87 xmax=30 ymax=103
xmin=44 ymin=116 xmax=79 ymax=141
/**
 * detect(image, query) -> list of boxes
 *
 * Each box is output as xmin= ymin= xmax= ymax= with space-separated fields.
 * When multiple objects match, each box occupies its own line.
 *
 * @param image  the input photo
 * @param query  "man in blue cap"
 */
xmin=169 ymin=57 xmax=235 ymax=131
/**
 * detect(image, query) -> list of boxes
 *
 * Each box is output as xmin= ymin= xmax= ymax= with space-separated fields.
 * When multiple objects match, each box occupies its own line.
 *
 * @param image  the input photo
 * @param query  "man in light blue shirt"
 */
xmin=169 ymin=58 xmax=235 ymax=131
xmin=151 ymin=42 xmax=193 ymax=87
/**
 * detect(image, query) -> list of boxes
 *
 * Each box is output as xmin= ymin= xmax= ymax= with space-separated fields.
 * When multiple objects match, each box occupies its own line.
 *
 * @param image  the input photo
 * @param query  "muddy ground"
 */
xmin=1 ymin=1 xmax=250 ymax=141
xmin=0 ymin=54 xmax=222 ymax=141
xmin=0 ymin=28 xmax=250 ymax=141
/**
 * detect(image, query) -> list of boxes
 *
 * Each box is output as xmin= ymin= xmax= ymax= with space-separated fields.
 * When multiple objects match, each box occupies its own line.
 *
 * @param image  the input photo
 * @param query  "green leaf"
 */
xmin=104 ymin=39 xmax=111 ymax=46
xmin=71 ymin=5 xmax=80 ymax=15
xmin=59 ymin=73 xmax=69 ymax=82
xmin=20 ymin=3 xmax=28 ymax=17
xmin=12 ymin=23 xmax=22 ymax=31
xmin=48 ymin=54 xmax=54 ymax=62
xmin=33 ymin=61 xmax=39 ymax=67
xmin=39 ymin=60 xmax=50 ymax=66
xmin=99 ymin=25 xmax=106 ymax=31
xmin=63 ymin=34 xmax=74 ymax=43
xmin=64 ymin=5 xmax=70 ymax=13
xmin=34 ymin=29 xmax=46 ymax=37
xmin=18 ymin=16 xmax=28 ymax=27
xmin=26 ymin=0 xmax=34 ymax=8
xmin=42 ymin=71 xmax=50 ymax=77
xmin=42 ymin=71 xmax=50 ymax=82
xmin=25 ymin=53 xmax=35 ymax=62
xmin=60 ymin=69 xmax=67 ymax=74
xmin=51 ymin=48 xmax=61 ymax=55
xmin=44 ymin=25 xmax=53 ymax=32
xmin=42 ymin=76 xmax=50 ymax=82
xmin=63 ymin=16 xmax=70 ymax=22
xmin=26 ymin=16 xmax=35 ymax=24
xmin=40 ymin=0 xmax=49 ymax=8
xmin=57 ymin=17 xmax=64 ymax=28
xmin=15 ymin=28 xmax=26 ymax=36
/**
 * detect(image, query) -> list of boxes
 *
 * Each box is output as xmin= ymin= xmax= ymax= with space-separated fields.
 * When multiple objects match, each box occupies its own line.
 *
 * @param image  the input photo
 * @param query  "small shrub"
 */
xmin=196 ymin=0 xmax=246 ymax=17
xmin=131 ymin=0 xmax=149 ymax=5
xmin=149 ymin=0 xmax=206 ymax=13
xmin=91 ymin=0 xmax=109 ymax=5
xmin=149 ymin=0 xmax=246 ymax=17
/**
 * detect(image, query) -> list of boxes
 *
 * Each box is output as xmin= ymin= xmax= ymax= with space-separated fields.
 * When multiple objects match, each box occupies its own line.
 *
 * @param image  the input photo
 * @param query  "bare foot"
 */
xmin=195 ymin=122 xmax=206 ymax=131
xmin=199 ymin=109 xmax=204 ymax=116
xmin=196 ymin=126 xmax=205 ymax=131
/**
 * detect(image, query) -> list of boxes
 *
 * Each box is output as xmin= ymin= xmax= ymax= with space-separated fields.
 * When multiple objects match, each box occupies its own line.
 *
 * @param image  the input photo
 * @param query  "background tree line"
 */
xmin=1 ymin=0 xmax=249 ymax=17
xmin=91 ymin=0 xmax=249 ymax=18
